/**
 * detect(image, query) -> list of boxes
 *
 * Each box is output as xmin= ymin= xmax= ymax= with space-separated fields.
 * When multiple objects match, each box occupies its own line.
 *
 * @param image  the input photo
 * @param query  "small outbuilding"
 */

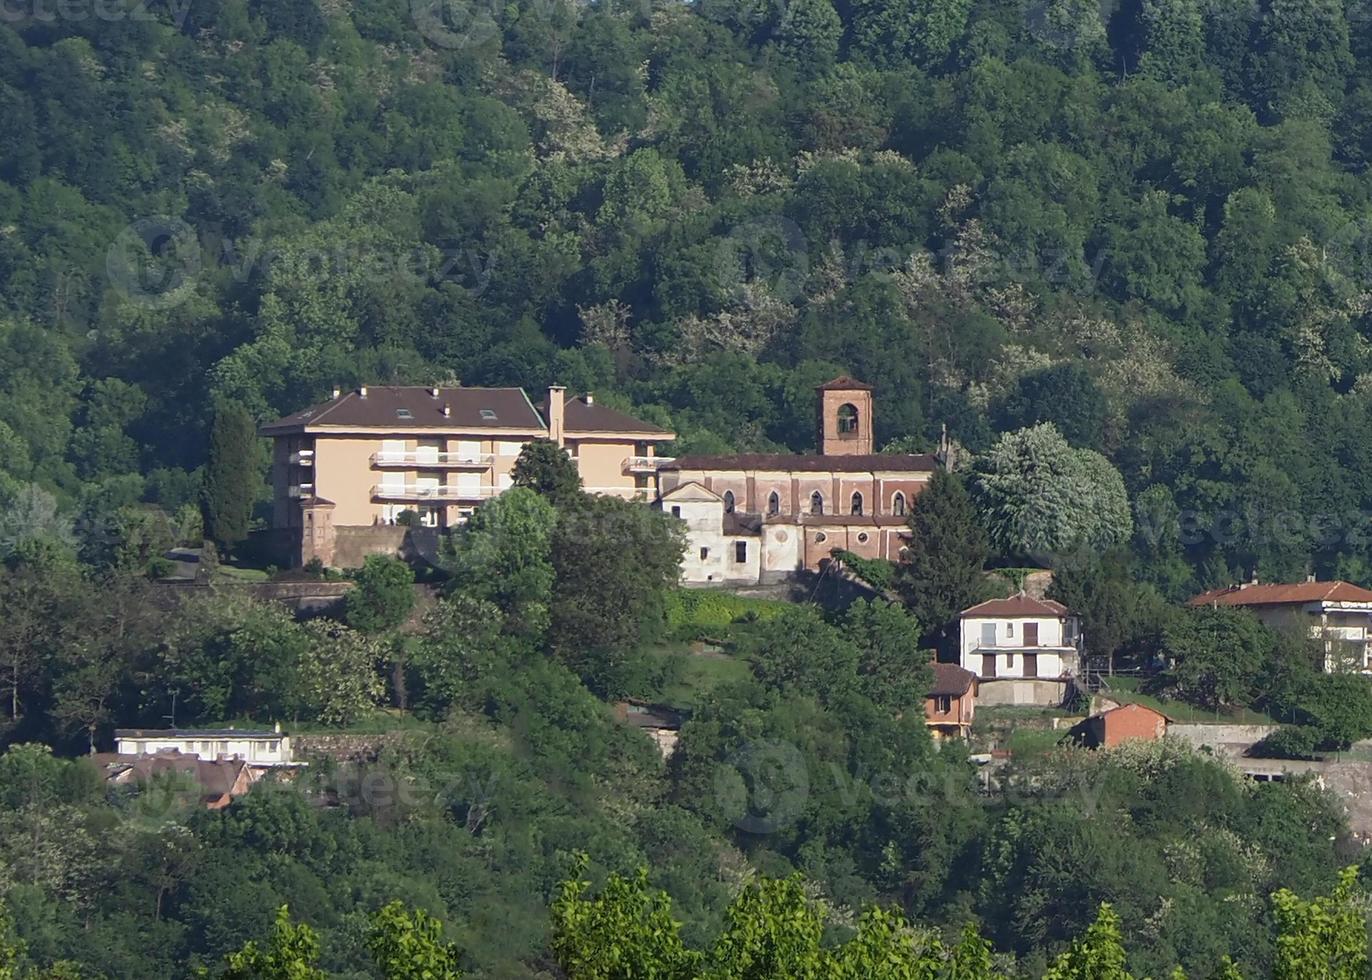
xmin=1076 ymin=702 xmax=1170 ymax=749
xmin=925 ymin=663 xmax=977 ymax=740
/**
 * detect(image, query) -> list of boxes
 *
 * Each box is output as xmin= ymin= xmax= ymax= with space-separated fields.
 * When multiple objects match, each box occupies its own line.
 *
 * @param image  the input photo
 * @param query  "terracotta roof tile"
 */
xmin=1187 ymin=581 xmax=1372 ymax=608
xmin=816 ymin=375 xmax=874 ymax=391
xmin=928 ymin=663 xmax=976 ymax=698
xmin=960 ymin=595 xmax=1071 ymax=618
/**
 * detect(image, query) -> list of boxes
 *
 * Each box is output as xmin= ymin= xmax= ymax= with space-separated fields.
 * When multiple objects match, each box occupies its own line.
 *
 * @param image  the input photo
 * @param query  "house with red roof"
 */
xmin=925 ymin=663 xmax=977 ymax=739
xmin=958 ymin=593 xmax=1082 ymax=706
xmin=1187 ymin=579 xmax=1372 ymax=673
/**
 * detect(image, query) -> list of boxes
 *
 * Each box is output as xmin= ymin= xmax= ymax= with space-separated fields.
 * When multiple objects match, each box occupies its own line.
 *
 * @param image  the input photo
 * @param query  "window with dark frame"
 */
xmin=735 ymin=541 xmax=747 ymax=562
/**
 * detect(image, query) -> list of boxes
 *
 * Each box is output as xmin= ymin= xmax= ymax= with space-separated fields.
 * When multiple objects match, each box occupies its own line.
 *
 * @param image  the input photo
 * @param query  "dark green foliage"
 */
xmin=548 ymin=494 xmax=685 ymax=695
xmin=343 ymin=555 xmax=416 ymax=634
xmin=511 ymin=439 xmax=584 ymax=506
xmin=897 ymin=469 xmax=989 ymax=647
xmin=200 ymin=403 xmax=259 ymax=550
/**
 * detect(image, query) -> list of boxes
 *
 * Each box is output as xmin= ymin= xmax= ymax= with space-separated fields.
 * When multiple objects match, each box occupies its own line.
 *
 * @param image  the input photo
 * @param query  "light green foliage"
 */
xmin=443 ymin=487 xmax=556 ymax=640
xmin=663 ymin=588 xmax=788 ymax=636
xmin=706 ymin=876 xmax=828 ymax=979
xmin=972 ymin=424 xmax=1132 ymax=560
xmin=552 ymin=856 xmax=702 ymax=979
xmin=292 ymin=620 xmax=385 ymax=726
xmin=367 ymin=900 xmax=462 ymax=980
xmin=344 ymin=555 xmax=416 ymax=634
xmin=217 ymin=906 xmax=326 ymax=980
xmin=1042 ymin=904 xmax=1133 ymax=980
xmin=1272 ymin=867 xmax=1367 ymax=980
xmin=832 ymin=549 xmax=898 ymax=592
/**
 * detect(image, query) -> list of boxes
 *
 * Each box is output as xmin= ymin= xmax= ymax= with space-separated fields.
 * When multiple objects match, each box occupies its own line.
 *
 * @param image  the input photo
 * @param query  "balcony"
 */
xmin=289 ymin=450 xmax=314 ymax=466
xmin=371 ymin=484 xmax=501 ymax=502
xmin=288 ymin=483 xmax=314 ymax=498
xmin=371 ymin=451 xmax=494 ymax=468
xmin=622 ymin=456 xmax=676 ymax=474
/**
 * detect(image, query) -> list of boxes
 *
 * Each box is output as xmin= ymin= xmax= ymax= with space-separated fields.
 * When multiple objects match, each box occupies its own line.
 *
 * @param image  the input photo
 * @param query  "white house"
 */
xmin=659 ymin=481 xmax=790 ymax=585
xmin=959 ymin=594 xmax=1082 ymax=706
xmin=1187 ymin=580 xmax=1372 ymax=673
xmin=114 ymin=726 xmax=297 ymax=767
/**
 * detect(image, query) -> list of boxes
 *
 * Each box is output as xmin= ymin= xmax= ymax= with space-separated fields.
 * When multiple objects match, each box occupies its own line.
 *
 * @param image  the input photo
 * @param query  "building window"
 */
xmin=723 ymin=490 xmax=736 ymax=514
xmin=857 ymin=532 xmax=869 ymax=544
xmin=810 ymin=491 xmax=824 ymax=514
xmin=937 ymin=696 xmax=951 ymax=714
xmin=767 ymin=491 xmax=780 ymax=516
xmin=850 ymin=492 xmax=863 ymax=515
xmin=837 ymin=403 xmax=859 ymax=435
xmin=671 ymin=506 xmax=681 ymax=518
xmin=1006 ymin=652 xmax=1015 ymax=669
xmin=892 ymin=491 xmax=906 ymax=516
xmin=815 ymin=532 xmax=827 ymax=543
xmin=1007 ymin=622 xmax=1015 ymax=636
xmin=735 ymin=541 xmax=747 ymax=563
xmin=699 ymin=547 xmax=709 ymax=561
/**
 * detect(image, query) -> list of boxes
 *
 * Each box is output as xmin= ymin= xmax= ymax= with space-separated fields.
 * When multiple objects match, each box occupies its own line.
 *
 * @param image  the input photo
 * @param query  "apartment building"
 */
xmin=261 ymin=384 xmax=673 ymax=566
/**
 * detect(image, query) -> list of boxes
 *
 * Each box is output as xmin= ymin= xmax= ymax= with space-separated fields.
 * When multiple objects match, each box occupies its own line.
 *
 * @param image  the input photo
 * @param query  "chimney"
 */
xmin=332 ymin=386 xmax=341 ymax=399
xmin=585 ymin=392 xmax=594 ymax=406
xmin=429 ymin=386 xmax=440 ymax=398
xmin=442 ymin=403 xmax=451 ymax=418
xmin=359 ymin=386 xmax=368 ymax=398
xmin=1307 ymin=572 xmax=1317 ymax=583
xmin=547 ymin=384 xmax=566 ymax=447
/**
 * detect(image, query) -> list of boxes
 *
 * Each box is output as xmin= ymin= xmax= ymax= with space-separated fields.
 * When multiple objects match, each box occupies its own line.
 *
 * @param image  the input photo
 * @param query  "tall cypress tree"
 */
xmin=898 ymin=468 xmax=989 ymax=651
xmin=201 ymin=401 xmax=259 ymax=551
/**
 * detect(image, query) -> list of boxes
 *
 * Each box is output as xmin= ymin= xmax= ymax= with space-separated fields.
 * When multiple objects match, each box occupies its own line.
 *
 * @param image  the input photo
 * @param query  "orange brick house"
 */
xmin=261 ymin=384 xmax=672 ymax=567
xmin=1076 ymin=703 xmax=1170 ymax=749
xmin=656 ymin=377 xmax=941 ymax=584
xmin=925 ymin=663 xmax=977 ymax=739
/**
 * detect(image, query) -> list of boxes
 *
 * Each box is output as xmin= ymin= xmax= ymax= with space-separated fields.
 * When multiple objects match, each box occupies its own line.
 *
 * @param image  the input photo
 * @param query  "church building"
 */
xmin=656 ymin=377 xmax=940 ymax=585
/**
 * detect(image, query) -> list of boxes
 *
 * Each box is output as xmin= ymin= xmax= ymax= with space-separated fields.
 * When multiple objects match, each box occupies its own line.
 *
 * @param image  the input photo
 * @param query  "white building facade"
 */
xmin=958 ymin=595 xmax=1082 ymax=706
xmin=114 ymin=728 xmax=296 ymax=766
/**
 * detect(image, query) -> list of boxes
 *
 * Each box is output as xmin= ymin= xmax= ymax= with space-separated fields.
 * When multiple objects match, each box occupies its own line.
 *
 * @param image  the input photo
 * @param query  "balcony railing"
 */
xmin=371 ymin=451 xmax=494 ymax=468
xmin=288 ymin=484 xmax=315 ymax=498
xmin=622 ymin=456 xmax=676 ymax=474
xmin=289 ymin=450 xmax=314 ymax=466
xmin=371 ymin=484 xmax=501 ymax=502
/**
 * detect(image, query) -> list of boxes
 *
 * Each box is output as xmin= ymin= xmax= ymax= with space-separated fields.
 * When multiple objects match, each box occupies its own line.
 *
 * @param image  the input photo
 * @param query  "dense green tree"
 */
xmin=443 ymin=488 xmax=556 ymax=641
xmin=897 ymin=469 xmax=989 ymax=648
xmin=993 ymin=363 xmax=1107 ymax=450
xmin=215 ymin=906 xmax=326 ymax=980
xmin=343 ymin=555 xmax=416 ymax=634
xmin=511 ymin=439 xmax=584 ymax=506
xmin=838 ymin=600 xmax=931 ymax=713
xmin=548 ymin=494 xmax=684 ymax=695
xmin=367 ymin=901 xmax=463 ymax=980
xmin=972 ymin=425 xmax=1132 ymax=561
xmin=200 ymin=403 xmax=260 ymax=551
xmin=1161 ymin=607 xmax=1274 ymax=711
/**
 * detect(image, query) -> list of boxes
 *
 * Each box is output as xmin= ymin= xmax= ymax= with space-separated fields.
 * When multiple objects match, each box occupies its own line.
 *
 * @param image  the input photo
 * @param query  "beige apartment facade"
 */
xmin=261 ymin=385 xmax=673 ymax=567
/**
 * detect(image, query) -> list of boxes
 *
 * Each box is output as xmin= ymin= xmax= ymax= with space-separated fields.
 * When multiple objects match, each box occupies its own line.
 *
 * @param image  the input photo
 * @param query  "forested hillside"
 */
xmin=3 ymin=0 xmax=1372 ymax=586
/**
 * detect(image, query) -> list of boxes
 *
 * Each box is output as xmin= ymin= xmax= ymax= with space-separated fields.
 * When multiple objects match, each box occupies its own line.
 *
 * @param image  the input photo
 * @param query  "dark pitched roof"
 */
xmin=1187 ymin=581 xmax=1372 ymax=608
xmin=260 ymin=386 xmax=543 ymax=434
xmin=665 ymin=453 xmax=939 ymax=473
xmin=960 ymin=594 xmax=1071 ymax=618
xmin=547 ymin=395 xmax=674 ymax=436
xmin=928 ymin=663 xmax=976 ymax=698
xmin=723 ymin=512 xmax=764 ymax=535
xmin=816 ymin=376 xmax=874 ymax=391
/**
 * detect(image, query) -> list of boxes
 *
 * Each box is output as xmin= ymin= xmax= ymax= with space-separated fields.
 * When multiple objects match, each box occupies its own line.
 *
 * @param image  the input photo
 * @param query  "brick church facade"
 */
xmin=656 ymin=378 xmax=940 ymax=585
